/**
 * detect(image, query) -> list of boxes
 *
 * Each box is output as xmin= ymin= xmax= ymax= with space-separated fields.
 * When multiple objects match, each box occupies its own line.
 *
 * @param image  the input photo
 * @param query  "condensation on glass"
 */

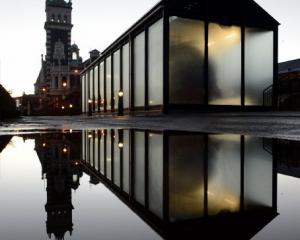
xmin=113 ymin=50 xmax=120 ymax=110
xmin=244 ymin=136 xmax=273 ymax=209
xmin=100 ymin=62 xmax=105 ymax=112
xmin=94 ymin=65 xmax=99 ymax=111
xmin=148 ymin=18 xmax=163 ymax=107
xmin=122 ymin=43 xmax=130 ymax=110
xmin=134 ymin=131 xmax=145 ymax=205
xmin=169 ymin=134 xmax=205 ymax=220
xmin=148 ymin=133 xmax=163 ymax=218
xmin=208 ymin=134 xmax=241 ymax=215
xmin=134 ymin=32 xmax=145 ymax=108
xmin=245 ymin=28 xmax=274 ymax=106
xmin=106 ymin=56 xmax=112 ymax=111
xmin=169 ymin=17 xmax=205 ymax=104
xmin=208 ymin=23 xmax=241 ymax=105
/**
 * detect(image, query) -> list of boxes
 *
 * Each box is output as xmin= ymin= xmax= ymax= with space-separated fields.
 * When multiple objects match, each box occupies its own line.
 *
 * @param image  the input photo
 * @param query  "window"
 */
xmin=245 ymin=28 xmax=274 ymax=106
xmin=208 ymin=23 xmax=241 ymax=105
xmin=122 ymin=43 xmax=130 ymax=109
xmin=134 ymin=131 xmax=145 ymax=205
xmin=169 ymin=17 xmax=205 ymax=104
xmin=106 ymin=57 xmax=112 ymax=111
xmin=113 ymin=50 xmax=120 ymax=110
xmin=94 ymin=66 xmax=99 ymax=111
xmin=81 ymin=75 xmax=85 ymax=112
xmin=134 ymin=32 xmax=145 ymax=108
xmin=100 ymin=62 xmax=105 ymax=111
xmin=148 ymin=19 xmax=163 ymax=106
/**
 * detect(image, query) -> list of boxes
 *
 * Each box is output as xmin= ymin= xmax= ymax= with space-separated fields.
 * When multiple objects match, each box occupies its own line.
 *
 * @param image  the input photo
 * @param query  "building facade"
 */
xmin=34 ymin=0 xmax=84 ymax=115
xmin=81 ymin=0 xmax=279 ymax=116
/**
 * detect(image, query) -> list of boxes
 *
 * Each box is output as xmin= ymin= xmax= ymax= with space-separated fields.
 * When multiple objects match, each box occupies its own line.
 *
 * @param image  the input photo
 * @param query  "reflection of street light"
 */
xmin=42 ymin=88 xmax=46 ymax=93
xmin=62 ymin=106 xmax=65 ymax=110
xmin=63 ymin=147 xmax=68 ymax=153
xmin=69 ymin=104 xmax=73 ymax=108
xmin=62 ymin=82 xmax=67 ymax=88
xmin=42 ymin=143 xmax=47 ymax=148
xmin=74 ymin=69 xmax=79 ymax=74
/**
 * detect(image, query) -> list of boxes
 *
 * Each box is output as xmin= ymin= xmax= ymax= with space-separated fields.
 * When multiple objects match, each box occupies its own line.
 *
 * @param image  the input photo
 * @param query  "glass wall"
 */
xmin=94 ymin=132 xmax=99 ymax=171
xmin=106 ymin=57 xmax=112 ymax=111
xmin=208 ymin=24 xmax=241 ymax=105
xmin=122 ymin=44 xmax=130 ymax=109
xmin=89 ymin=69 xmax=94 ymax=110
xmin=134 ymin=32 xmax=145 ymax=108
xmin=169 ymin=134 xmax=205 ymax=220
xmin=148 ymin=133 xmax=163 ymax=218
xmin=208 ymin=134 xmax=241 ymax=215
xmin=113 ymin=50 xmax=121 ymax=111
xmin=85 ymin=73 xmax=89 ymax=112
xmin=82 ymin=75 xmax=86 ymax=112
xmin=106 ymin=129 xmax=112 ymax=179
xmin=134 ymin=131 xmax=145 ymax=205
xmin=123 ymin=130 xmax=130 ymax=193
xmin=113 ymin=130 xmax=121 ymax=187
xmin=100 ymin=62 xmax=105 ymax=112
xmin=94 ymin=66 xmax=99 ymax=112
xmin=169 ymin=17 xmax=205 ymax=104
xmin=100 ymin=131 xmax=105 ymax=174
xmin=245 ymin=28 xmax=274 ymax=106
xmin=244 ymin=136 xmax=273 ymax=209
xmin=148 ymin=19 xmax=163 ymax=107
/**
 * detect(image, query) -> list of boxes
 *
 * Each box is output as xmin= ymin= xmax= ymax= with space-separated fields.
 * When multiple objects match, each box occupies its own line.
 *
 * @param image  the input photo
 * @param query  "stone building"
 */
xmin=34 ymin=0 xmax=84 ymax=115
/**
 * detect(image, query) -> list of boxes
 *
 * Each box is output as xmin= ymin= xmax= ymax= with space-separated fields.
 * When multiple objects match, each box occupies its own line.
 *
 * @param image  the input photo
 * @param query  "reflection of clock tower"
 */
xmin=45 ymin=0 xmax=73 ymax=95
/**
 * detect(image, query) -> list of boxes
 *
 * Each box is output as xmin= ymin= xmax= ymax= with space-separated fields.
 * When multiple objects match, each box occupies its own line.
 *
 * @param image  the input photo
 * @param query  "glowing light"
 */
xmin=63 ymin=147 xmax=68 ymax=153
xmin=62 ymin=82 xmax=67 ymax=87
xmin=74 ymin=69 xmax=79 ymax=74
xmin=61 ymin=106 xmax=65 ymax=110
xmin=69 ymin=104 xmax=73 ymax=108
xmin=118 ymin=142 xmax=124 ymax=148
xmin=42 ymin=88 xmax=46 ymax=92
xmin=88 ymin=134 xmax=93 ymax=138
xmin=118 ymin=91 xmax=124 ymax=97
xmin=88 ymin=99 xmax=92 ymax=104
xmin=42 ymin=143 xmax=46 ymax=147
xmin=69 ymin=129 xmax=73 ymax=133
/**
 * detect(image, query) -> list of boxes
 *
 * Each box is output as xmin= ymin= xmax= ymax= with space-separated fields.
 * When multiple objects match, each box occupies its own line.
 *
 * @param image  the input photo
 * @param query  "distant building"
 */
xmin=0 ymin=84 xmax=18 ymax=119
xmin=34 ymin=0 xmax=85 ymax=115
xmin=81 ymin=0 xmax=279 ymax=116
xmin=278 ymin=59 xmax=300 ymax=108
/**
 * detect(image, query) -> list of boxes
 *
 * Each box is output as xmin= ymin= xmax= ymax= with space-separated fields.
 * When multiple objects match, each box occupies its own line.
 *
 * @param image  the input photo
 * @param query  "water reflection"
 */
xmin=81 ymin=130 xmax=278 ymax=239
xmin=0 ymin=130 xmax=281 ymax=239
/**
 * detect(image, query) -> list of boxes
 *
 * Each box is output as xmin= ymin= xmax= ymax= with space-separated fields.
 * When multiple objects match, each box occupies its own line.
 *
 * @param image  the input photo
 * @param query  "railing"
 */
xmin=263 ymin=85 xmax=273 ymax=106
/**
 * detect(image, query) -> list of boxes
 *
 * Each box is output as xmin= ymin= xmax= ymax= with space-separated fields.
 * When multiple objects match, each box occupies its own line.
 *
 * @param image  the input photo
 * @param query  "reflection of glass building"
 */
xmin=81 ymin=129 xmax=278 ymax=239
xmin=81 ymin=0 xmax=279 ymax=115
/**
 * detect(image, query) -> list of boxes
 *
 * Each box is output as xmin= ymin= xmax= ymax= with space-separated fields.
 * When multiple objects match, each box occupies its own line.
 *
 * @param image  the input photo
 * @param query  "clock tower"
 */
xmin=45 ymin=0 xmax=73 ymax=95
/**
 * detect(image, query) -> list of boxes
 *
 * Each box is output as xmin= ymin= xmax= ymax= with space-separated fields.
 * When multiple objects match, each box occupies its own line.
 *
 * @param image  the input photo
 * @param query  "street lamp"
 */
xmin=118 ymin=91 xmax=124 ymax=116
xmin=88 ymin=99 xmax=92 ymax=116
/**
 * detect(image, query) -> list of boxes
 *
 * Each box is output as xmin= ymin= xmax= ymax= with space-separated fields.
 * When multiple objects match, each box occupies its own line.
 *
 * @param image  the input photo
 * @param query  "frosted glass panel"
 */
xmin=94 ymin=66 xmax=99 ymax=111
xmin=148 ymin=133 xmax=163 ymax=218
xmin=169 ymin=17 xmax=205 ymax=104
xmin=100 ymin=62 xmax=105 ymax=111
xmin=149 ymin=19 xmax=163 ymax=106
xmin=134 ymin=131 xmax=145 ymax=205
xmin=113 ymin=130 xmax=121 ymax=187
xmin=169 ymin=135 xmax=205 ymax=221
xmin=85 ymin=73 xmax=89 ymax=111
xmin=113 ymin=50 xmax=120 ymax=110
xmin=81 ymin=75 xmax=85 ymax=112
xmin=208 ymin=134 xmax=241 ymax=215
xmin=100 ymin=132 xmax=105 ymax=174
xmin=122 ymin=43 xmax=130 ymax=109
xmin=106 ymin=57 xmax=112 ymax=111
xmin=208 ymin=23 xmax=241 ymax=105
xmin=106 ymin=130 xmax=112 ymax=180
xmin=94 ymin=134 xmax=99 ymax=171
xmin=134 ymin=32 xmax=145 ymax=107
xmin=244 ymin=136 xmax=273 ymax=210
xmin=245 ymin=28 xmax=274 ymax=106
xmin=123 ymin=130 xmax=130 ymax=193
